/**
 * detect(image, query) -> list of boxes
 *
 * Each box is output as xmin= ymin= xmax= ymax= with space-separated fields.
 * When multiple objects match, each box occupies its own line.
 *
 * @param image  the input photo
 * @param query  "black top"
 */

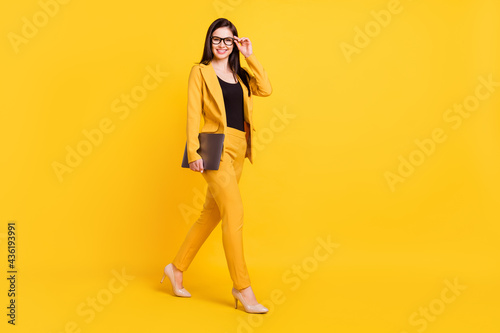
xmin=217 ymin=75 xmax=245 ymax=131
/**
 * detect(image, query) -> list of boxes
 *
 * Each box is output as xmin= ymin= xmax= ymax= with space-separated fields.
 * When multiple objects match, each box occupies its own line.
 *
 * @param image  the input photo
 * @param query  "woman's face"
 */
xmin=211 ymin=27 xmax=235 ymax=62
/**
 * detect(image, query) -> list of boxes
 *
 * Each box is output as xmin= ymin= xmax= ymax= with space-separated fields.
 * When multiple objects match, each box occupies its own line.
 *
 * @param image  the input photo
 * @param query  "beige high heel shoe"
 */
xmin=160 ymin=263 xmax=191 ymax=297
xmin=232 ymin=287 xmax=268 ymax=314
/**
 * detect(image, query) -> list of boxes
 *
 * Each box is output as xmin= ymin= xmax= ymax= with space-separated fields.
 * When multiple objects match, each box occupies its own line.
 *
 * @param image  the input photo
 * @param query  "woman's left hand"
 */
xmin=234 ymin=36 xmax=253 ymax=58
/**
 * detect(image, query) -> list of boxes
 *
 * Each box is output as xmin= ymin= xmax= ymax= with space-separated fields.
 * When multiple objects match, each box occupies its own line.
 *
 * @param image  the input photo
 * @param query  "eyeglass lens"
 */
xmin=212 ymin=36 xmax=234 ymax=46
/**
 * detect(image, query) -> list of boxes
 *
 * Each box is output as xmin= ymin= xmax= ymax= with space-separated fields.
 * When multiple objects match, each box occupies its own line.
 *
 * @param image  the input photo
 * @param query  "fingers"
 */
xmin=190 ymin=159 xmax=204 ymax=173
xmin=234 ymin=36 xmax=249 ymax=43
xmin=233 ymin=36 xmax=251 ymax=55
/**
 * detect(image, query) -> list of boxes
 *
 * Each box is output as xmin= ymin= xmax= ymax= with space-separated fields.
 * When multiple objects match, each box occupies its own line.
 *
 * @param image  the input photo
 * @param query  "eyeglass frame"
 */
xmin=211 ymin=35 xmax=236 ymax=46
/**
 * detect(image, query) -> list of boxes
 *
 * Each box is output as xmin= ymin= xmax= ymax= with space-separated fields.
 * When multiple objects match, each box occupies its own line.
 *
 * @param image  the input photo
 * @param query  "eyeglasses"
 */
xmin=211 ymin=36 xmax=235 ymax=46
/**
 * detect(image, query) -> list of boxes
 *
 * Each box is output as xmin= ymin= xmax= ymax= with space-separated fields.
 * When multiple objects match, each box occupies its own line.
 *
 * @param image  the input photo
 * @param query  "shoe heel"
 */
xmin=161 ymin=263 xmax=191 ymax=297
xmin=231 ymin=287 xmax=269 ymax=314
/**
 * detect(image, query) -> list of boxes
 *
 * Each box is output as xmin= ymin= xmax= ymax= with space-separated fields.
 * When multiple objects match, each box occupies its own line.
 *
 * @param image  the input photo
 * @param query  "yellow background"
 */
xmin=1 ymin=0 xmax=499 ymax=332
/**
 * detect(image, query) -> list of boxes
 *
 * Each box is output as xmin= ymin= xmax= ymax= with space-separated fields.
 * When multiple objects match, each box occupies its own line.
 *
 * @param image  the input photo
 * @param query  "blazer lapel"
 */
xmin=237 ymin=72 xmax=251 ymax=125
xmin=200 ymin=63 xmax=225 ymax=123
xmin=200 ymin=61 xmax=251 ymax=129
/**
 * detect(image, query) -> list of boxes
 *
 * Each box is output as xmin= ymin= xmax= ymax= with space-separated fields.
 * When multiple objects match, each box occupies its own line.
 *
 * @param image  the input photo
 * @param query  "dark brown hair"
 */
xmin=198 ymin=18 xmax=251 ymax=96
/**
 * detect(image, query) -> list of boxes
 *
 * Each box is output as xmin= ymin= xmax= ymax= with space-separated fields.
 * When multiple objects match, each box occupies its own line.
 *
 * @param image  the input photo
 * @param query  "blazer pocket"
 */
xmin=201 ymin=122 xmax=220 ymax=133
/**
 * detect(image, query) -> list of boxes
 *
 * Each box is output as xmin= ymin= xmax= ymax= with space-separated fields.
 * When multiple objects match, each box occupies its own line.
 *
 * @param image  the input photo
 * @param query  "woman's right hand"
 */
xmin=189 ymin=159 xmax=204 ymax=173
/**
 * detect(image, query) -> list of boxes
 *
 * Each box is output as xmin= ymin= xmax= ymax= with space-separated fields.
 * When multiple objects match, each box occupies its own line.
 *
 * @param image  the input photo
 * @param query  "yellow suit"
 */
xmin=186 ymin=53 xmax=272 ymax=165
xmin=173 ymin=53 xmax=272 ymax=291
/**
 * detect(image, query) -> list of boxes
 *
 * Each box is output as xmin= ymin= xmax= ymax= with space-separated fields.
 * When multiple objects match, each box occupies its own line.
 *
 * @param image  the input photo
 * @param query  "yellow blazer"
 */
xmin=186 ymin=53 xmax=272 ymax=165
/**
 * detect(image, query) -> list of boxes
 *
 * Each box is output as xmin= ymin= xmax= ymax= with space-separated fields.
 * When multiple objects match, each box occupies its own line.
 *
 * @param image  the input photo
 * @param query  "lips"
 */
xmin=216 ymin=49 xmax=227 ymax=54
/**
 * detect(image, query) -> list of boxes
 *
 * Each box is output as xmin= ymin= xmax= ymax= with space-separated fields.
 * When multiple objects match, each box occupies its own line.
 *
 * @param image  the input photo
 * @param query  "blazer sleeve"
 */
xmin=243 ymin=53 xmax=272 ymax=97
xmin=186 ymin=65 xmax=203 ymax=164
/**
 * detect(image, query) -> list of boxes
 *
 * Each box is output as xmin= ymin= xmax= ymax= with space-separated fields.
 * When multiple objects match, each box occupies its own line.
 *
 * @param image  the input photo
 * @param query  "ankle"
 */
xmin=238 ymin=285 xmax=251 ymax=292
xmin=172 ymin=263 xmax=182 ymax=273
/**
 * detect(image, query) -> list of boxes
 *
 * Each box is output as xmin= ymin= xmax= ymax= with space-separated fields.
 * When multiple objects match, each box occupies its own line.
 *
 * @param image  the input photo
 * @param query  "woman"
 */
xmin=161 ymin=18 xmax=272 ymax=314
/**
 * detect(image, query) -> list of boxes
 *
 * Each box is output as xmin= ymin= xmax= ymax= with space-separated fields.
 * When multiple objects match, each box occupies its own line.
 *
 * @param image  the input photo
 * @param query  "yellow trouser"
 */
xmin=173 ymin=126 xmax=251 ymax=290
